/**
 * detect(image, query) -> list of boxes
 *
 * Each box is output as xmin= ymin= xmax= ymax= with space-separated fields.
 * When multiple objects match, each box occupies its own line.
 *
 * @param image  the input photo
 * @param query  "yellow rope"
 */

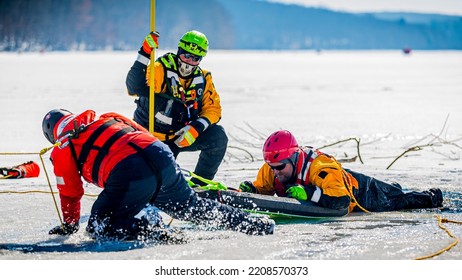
xmin=38 ymin=144 xmax=65 ymax=227
xmin=415 ymin=214 xmax=461 ymax=260
xmin=351 ymin=196 xmax=370 ymax=213
xmin=3 ymin=150 xmax=460 ymax=252
xmin=341 ymin=171 xmax=460 ymax=260
xmin=0 ymin=152 xmax=41 ymax=155
xmin=2 ymin=143 xmax=176 ymax=228
xmin=1 ymin=144 xmax=66 ymax=227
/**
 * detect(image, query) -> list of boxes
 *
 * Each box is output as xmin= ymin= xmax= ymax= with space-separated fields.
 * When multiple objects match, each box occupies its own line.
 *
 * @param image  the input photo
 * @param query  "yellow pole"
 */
xmin=149 ymin=0 xmax=156 ymax=133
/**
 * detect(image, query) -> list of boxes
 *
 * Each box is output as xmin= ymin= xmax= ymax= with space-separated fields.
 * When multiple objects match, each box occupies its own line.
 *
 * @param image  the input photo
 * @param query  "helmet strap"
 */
xmin=69 ymin=120 xmax=88 ymax=139
xmin=58 ymin=120 xmax=87 ymax=141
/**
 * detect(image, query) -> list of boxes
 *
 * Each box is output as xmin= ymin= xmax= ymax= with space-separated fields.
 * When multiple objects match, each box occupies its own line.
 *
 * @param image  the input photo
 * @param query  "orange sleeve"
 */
xmin=154 ymin=61 xmax=166 ymax=94
xmin=252 ymin=164 xmax=276 ymax=195
xmin=198 ymin=70 xmax=222 ymax=125
xmin=145 ymin=61 xmax=166 ymax=94
xmin=309 ymin=155 xmax=351 ymax=199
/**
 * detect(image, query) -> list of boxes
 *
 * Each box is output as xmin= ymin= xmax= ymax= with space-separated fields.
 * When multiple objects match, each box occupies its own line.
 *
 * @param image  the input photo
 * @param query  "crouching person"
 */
xmin=42 ymin=109 xmax=274 ymax=241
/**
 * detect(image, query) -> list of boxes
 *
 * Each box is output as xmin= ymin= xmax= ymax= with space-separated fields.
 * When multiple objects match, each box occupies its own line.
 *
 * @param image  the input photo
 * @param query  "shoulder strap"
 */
xmin=91 ymin=125 xmax=135 ymax=183
xmin=78 ymin=119 xmax=118 ymax=168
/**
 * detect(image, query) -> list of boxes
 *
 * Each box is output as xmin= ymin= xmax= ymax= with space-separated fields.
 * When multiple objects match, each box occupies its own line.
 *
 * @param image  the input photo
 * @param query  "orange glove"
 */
xmin=140 ymin=31 xmax=160 ymax=57
xmin=174 ymin=125 xmax=199 ymax=148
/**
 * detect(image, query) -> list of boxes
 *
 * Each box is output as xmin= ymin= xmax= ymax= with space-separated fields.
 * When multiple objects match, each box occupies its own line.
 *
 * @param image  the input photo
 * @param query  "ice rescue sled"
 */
xmin=194 ymin=188 xmax=348 ymax=219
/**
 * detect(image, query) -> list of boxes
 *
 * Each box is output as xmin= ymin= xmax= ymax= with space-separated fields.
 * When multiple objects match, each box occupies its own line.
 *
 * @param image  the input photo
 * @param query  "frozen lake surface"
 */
xmin=1 ymin=50 xmax=461 ymax=275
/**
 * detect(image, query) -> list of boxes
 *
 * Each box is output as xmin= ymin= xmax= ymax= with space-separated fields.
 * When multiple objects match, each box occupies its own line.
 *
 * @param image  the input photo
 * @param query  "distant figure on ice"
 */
xmin=126 ymin=30 xmax=227 ymax=186
xmin=41 ymin=109 xmax=274 ymax=240
xmin=239 ymin=130 xmax=443 ymax=213
xmin=0 ymin=161 xmax=40 ymax=179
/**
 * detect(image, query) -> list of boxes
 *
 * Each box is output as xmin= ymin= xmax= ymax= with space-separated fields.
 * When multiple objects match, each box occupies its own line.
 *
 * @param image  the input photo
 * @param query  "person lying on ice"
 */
xmin=239 ymin=130 xmax=443 ymax=213
xmin=41 ymin=109 xmax=274 ymax=240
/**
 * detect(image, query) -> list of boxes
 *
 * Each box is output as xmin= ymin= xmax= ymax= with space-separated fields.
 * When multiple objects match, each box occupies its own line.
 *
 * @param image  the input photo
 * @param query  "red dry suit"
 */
xmin=50 ymin=110 xmax=155 ymax=224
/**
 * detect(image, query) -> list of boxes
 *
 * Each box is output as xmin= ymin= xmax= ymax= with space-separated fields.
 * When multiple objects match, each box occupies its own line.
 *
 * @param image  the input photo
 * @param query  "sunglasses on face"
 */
xmin=268 ymin=163 xmax=287 ymax=171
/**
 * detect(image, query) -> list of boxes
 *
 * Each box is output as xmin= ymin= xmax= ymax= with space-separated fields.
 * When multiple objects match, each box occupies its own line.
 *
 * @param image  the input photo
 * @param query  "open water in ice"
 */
xmin=0 ymin=50 xmax=461 ymax=263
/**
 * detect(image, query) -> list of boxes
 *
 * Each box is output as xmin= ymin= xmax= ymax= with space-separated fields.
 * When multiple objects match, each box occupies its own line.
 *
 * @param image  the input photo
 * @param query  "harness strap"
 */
xmin=78 ymin=119 xmax=118 ymax=169
xmin=297 ymin=148 xmax=318 ymax=185
xmin=299 ymin=149 xmax=313 ymax=185
xmin=91 ymin=126 xmax=135 ymax=183
xmin=67 ymin=140 xmax=81 ymax=173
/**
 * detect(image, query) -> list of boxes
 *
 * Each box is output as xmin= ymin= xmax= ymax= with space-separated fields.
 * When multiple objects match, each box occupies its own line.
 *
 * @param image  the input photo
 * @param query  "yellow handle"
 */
xmin=149 ymin=0 xmax=156 ymax=133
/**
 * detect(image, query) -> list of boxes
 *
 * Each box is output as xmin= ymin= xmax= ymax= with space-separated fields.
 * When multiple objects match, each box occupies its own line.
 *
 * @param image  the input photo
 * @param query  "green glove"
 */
xmin=286 ymin=185 xmax=308 ymax=200
xmin=239 ymin=181 xmax=256 ymax=193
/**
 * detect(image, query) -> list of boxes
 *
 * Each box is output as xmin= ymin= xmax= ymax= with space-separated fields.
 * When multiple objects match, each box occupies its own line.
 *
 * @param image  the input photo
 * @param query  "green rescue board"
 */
xmin=194 ymin=189 xmax=348 ymax=220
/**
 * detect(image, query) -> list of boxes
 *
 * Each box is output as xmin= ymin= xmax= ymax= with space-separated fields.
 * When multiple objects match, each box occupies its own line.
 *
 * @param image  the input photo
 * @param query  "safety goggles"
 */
xmin=182 ymin=52 xmax=202 ymax=62
xmin=178 ymin=49 xmax=202 ymax=65
xmin=268 ymin=163 xmax=287 ymax=171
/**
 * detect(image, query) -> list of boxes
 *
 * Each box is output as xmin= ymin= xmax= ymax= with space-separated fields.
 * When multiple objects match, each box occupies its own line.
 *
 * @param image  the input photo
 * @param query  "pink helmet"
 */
xmin=263 ymin=130 xmax=299 ymax=164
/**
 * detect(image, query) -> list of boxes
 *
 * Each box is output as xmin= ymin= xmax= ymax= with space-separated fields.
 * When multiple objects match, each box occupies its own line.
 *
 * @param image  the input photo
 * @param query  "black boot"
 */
xmin=422 ymin=188 xmax=443 ymax=207
xmin=236 ymin=215 xmax=275 ymax=235
xmin=390 ymin=188 xmax=444 ymax=210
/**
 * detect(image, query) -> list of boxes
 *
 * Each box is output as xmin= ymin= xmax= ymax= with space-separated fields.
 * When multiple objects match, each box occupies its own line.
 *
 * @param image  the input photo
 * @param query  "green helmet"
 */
xmin=178 ymin=30 xmax=208 ymax=57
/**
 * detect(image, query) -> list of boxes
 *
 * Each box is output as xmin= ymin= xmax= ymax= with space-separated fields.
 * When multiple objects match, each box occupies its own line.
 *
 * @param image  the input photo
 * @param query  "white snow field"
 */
xmin=1 ymin=50 xmax=461 ymax=278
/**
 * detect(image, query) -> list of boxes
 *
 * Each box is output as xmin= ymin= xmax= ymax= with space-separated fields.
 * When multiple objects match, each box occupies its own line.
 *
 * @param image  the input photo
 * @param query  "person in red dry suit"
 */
xmin=42 ymin=109 xmax=274 ymax=240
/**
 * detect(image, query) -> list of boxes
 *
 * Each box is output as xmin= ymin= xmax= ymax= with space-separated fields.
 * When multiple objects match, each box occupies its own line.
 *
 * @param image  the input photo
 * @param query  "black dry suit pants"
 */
xmin=347 ymin=169 xmax=443 ymax=212
xmin=86 ymin=140 xmax=272 ymax=239
xmin=166 ymin=124 xmax=228 ymax=183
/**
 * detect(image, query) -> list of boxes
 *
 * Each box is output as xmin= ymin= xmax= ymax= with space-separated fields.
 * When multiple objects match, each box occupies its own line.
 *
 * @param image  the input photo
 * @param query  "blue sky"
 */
xmin=269 ymin=0 xmax=462 ymax=16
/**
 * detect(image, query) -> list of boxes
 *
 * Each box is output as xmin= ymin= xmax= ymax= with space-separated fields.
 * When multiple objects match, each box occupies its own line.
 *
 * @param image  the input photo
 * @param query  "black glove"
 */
xmin=239 ymin=181 xmax=257 ymax=193
xmin=49 ymin=223 xmax=79 ymax=235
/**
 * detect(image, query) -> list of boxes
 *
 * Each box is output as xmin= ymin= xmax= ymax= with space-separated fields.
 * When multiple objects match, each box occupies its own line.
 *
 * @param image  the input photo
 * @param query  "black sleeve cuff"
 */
xmin=304 ymin=185 xmax=316 ymax=200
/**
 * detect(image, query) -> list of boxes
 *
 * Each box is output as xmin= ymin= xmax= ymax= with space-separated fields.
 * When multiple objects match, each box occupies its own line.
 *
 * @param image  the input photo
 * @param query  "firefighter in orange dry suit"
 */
xmin=239 ymin=130 xmax=443 ymax=213
xmin=125 ymin=30 xmax=227 ymax=186
xmin=41 ymin=109 xmax=274 ymax=240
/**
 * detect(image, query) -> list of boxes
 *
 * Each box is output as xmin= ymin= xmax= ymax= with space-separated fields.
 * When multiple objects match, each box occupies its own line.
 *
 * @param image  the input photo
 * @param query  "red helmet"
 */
xmin=263 ymin=130 xmax=299 ymax=164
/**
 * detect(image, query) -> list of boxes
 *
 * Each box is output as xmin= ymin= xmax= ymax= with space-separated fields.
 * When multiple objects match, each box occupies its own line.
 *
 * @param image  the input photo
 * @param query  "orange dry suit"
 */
xmin=252 ymin=147 xmax=443 ymax=213
xmin=126 ymin=52 xmax=222 ymax=141
xmin=126 ymin=52 xmax=228 ymax=183
xmin=253 ymin=147 xmax=356 ymax=212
